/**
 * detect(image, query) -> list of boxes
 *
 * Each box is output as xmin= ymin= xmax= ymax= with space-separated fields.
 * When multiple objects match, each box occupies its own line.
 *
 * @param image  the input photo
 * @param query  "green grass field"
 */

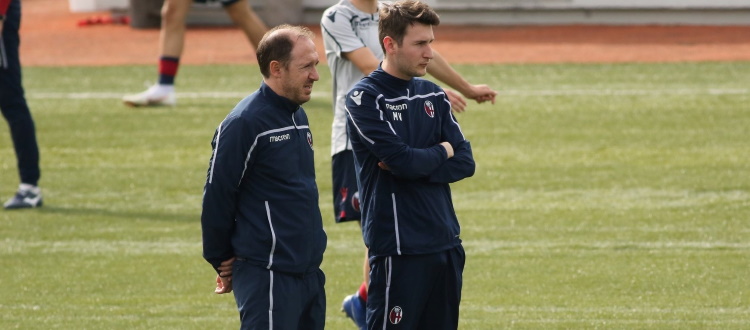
xmin=1 ymin=61 xmax=749 ymax=329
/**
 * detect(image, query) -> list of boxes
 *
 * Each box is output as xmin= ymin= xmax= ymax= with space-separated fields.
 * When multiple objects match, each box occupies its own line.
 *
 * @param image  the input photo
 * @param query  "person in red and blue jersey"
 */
xmin=345 ymin=1 xmax=483 ymax=328
xmin=201 ymin=25 xmax=327 ymax=330
xmin=1 ymin=0 xmax=43 ymax=209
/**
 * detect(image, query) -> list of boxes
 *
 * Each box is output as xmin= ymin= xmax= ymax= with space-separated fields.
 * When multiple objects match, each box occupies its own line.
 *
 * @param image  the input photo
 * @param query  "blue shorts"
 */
xmin=194 ymin=0 xmax=240 ymax=7
xmin=367 ymin=245 xmax=466 ymax=329
xmin=232 ymin=260 xmax=326 ymax=330
xmin=332 ymin=150 xmax=361 ymax=223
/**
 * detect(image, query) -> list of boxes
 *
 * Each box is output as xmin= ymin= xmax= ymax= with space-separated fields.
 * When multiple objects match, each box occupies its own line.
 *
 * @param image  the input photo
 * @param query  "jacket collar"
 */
xmin=260 ymin=82 xmax=301 ymax=114
xmin=371 ymin=65 xmax=411 ymax=88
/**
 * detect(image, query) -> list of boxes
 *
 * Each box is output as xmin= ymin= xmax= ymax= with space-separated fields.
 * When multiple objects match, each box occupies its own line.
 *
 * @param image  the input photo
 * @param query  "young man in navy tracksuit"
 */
xmin=345 ymin=1 xmax=477 ymax=328
xmin=201 ymin=25 xmax=327 ymax=329
xmin=321 ymin=2 xmax=496 ymax=327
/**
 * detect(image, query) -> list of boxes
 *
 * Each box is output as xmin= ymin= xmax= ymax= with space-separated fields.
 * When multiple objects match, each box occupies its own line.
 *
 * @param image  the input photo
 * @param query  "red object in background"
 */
xmin=77 ymin=15 xmax=130 ymax=27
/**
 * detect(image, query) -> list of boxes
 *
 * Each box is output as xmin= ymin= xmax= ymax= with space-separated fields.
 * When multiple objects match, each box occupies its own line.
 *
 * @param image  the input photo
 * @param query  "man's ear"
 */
xmin=383 ymin=36 xmax=397 ymax=55
xmin=269 ymin=60 xmax=283 ymax=77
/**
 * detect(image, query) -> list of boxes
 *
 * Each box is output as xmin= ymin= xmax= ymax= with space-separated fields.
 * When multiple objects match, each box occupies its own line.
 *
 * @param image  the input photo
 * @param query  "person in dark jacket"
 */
xmin=201 ymin=24 xmax=327 ymax=330
xmin=320 ymin=2 xmax=496 ymax=326
xmin=345 ymin=1 xmax=476 ymax=328
xmin=1 ymin=0 xmax=43 ymax=209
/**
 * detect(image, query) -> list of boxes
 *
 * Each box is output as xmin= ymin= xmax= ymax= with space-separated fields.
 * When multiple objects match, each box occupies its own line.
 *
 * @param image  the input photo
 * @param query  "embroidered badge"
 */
xmin=351 ymin=191 xmax=360 ymax=212
xmin=424 ymin=100 xmax=435 ymax=118
xmin=389 ymin=306 xmax=403 ymax=324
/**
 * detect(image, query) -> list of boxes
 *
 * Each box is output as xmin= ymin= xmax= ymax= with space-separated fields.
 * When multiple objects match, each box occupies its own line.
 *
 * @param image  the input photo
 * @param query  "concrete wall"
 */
xmin=69 ymin=0 xmax=128 ymax=12
xmin=185 ymin=0 xmax=304 ymax=27
xmin=183 ymin=0 xmax=750 ymax=26
xmin=408 ymin=0 xmax=750 ymax=25
xmin=421 ymin=0 xmax=750 ymax=9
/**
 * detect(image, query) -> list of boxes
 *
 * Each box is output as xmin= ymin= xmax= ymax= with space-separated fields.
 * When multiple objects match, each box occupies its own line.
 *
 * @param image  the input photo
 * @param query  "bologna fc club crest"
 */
xmin=306 ymin=131 xmax=314 ymax=150
xmin=351 ymin=191 xmax=360 ymax=212
xmin=389 ymin=306 xmax=403 ymax=325
xmin=424 ymin=100 xmax=435 ymax=118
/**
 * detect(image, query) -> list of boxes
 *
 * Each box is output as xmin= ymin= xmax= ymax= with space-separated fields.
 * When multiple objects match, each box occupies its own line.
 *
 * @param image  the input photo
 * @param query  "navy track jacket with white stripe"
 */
xmin=346 ymin=68 xmax=475 ymax=257
xmin=202 ymin=82 xmax=327 ymax=275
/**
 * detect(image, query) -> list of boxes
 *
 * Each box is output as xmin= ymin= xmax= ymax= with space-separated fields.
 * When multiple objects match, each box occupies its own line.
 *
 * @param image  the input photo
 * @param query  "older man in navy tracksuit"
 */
xmin=201 ymin=25 xmax=326 ymax=329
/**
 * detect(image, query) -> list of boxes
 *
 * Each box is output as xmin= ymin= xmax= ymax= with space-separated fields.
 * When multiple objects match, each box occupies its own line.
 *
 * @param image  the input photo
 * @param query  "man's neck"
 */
xmin=381 ymin=60 xmax=411 ymax=81
xmin=263 ymin=79 xmax=288 ymax=100
xmin=350 ymin=0 xmax=378 ymax=14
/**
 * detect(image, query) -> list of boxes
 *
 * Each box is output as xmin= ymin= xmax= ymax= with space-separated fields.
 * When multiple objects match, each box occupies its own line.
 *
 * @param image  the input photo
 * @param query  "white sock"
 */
xmin=19 ymin=183 xmax=40 ymax=194
xmin=152 ymin=84 xmax=175 ymax=95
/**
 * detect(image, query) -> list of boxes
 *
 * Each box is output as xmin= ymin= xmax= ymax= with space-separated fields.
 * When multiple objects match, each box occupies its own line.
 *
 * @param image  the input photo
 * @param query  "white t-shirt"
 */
xmin=321 ymin=0 xmax=384 ymax=156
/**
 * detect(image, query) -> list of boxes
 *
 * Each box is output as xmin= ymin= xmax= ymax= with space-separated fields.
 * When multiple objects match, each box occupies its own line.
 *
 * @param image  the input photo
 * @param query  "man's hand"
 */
xmin=217 ymin=257 xmax=235 ymax=278
xmin=440 ymin=142 xmax=454 ymax=159
xmin=215 ymin=275 xmax=233 ymax=294
xmin=462 ymin=84 xmax=497 ymax=105
xmin=214 ymin=257 xmax=235 ymax=294
xmin=445 ymin=89 xmax=467 ymax=113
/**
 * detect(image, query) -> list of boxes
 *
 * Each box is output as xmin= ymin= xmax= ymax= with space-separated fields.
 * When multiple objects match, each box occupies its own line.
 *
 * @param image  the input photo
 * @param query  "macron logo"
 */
xmin=350 ymin=90 xmax=363 ymax=106
xmin=269 ymin=134 xmax=291 ymax=142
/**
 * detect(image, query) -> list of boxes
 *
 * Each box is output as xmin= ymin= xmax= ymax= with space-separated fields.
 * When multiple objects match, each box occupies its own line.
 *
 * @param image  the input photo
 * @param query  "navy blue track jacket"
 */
xmin=345 ymin=68 xmax=475 ymax=257
xmin=202 ymin=82 xmax=327 ymax=275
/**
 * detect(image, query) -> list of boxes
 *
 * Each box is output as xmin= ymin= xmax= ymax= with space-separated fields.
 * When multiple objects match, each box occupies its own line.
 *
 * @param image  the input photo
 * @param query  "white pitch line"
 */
xmin=0 ymin=238 xmax=199 ymax=255
xmin=2 ymin=239 xmax=748 ymax=256
xmin=468 ymin=305 xmax=750 ymax=314
xmin=27 ymin=91 xmax=330 ymax=100
xmin=26 ymin=88 xmax=750 ymax=100
xmin=495 ymin=88 xmax=750 ymax=96
xmin=481 ymin=318 xmax=750 ymax=325
xmin=462 ymin=240 xmax=750 ymax=252
xmin=4 ymin=303 xmax=748 ymax=319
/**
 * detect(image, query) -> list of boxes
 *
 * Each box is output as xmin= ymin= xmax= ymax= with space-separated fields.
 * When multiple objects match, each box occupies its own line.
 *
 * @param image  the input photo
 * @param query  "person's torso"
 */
xmin=322 ymin=0 xmax=383 ymax=155
xmin=232 ymin=91 xmax=327 ymax=274
xmin=349 ymin=74 xmax=461 ymax=257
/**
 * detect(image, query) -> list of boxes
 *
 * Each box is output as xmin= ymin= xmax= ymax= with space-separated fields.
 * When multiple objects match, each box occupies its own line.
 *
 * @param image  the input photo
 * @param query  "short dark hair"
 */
xmin=256 ymin=24 xmax=315 ymax=78
xmin=378 ymin=0 xmax=440 ymax=54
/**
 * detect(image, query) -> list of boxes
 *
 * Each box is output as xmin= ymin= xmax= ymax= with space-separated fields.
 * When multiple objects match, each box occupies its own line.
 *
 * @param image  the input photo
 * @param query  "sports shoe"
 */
xmin=122 ymin=84 xmax=176 ymax=107
xmin=342 ymin=293 xmax=366 ymax=330
xmin=4 ymin=185 xmax=43 ymax=209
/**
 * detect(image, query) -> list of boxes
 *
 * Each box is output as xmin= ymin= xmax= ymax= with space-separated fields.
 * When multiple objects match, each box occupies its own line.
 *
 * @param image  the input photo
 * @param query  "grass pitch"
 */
xmin=1 ymin=62 xmax=749 ymax=329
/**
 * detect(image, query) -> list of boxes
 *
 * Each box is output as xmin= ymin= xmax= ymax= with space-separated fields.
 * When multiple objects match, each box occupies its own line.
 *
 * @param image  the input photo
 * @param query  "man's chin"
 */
xmin=413 ymin=68 xmax=428 ymax=77
xmin=298 ymin=95 xmax=312 ymax=105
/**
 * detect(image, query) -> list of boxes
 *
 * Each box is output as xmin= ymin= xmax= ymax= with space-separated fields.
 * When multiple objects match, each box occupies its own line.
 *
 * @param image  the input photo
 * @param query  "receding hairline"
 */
xmin=264 ymin=25 xmax=314 ymax=45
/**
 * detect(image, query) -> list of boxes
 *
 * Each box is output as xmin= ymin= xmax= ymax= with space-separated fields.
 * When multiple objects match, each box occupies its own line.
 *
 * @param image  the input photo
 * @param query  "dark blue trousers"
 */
xmin=1 ymin=0 xmax=40 ymax=186
xmin=367 ymin=245 xmax=466 ymax=330
xmin=232 ymin=260 xmax=326 ymax=330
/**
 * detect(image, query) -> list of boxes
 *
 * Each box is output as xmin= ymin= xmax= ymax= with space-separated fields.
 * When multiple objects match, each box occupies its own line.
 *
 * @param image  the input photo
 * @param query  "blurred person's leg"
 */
xmin=223 ymin=0 xmax=267 ymax=49
xmin=122 ymin=0 xmax=191 ymax=107
xmin=1 ymin=0 xmax=43 ymax=209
